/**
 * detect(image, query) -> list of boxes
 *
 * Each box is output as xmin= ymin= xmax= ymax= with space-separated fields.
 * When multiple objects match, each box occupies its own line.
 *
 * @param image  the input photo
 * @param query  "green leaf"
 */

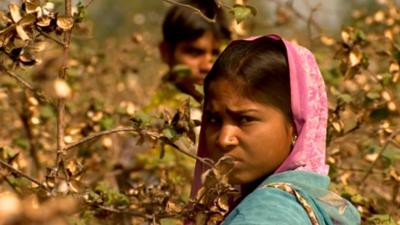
xmin=99 ymin=116 xmax=114 ymax=130
xmin=12 ymin=137 xmax=30 ymax=149
xmin=74 ymin=2 xmax=87 ymax=23
xmin=162 ymin=127 xmax=177 ymax=140
xmin=40 ymin=105 xmax=55 ymax=119
xmin=366 ymin=92 xmax=380 ymax=100
xmin=230 ymin=4 xmax=257 ymax=24
xmin=131 ymin=111 xmax=151 ymax=127
xmin=382 ymin=145 xmax=400 ymax=163
xmin=339 ymin=94 xmax=353 ymax=103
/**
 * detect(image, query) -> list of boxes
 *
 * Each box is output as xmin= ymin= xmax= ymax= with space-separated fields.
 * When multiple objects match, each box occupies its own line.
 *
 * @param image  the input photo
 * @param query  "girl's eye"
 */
xmin=205 ymin=114 xmax=221 ymax=125
xmin=239 ymin=116 xmax=253 ymax=124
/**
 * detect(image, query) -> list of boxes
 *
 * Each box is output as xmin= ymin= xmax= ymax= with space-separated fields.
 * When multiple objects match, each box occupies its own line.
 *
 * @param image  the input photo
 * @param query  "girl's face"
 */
xmin=204 ymin=79 xmax=294 ymax=185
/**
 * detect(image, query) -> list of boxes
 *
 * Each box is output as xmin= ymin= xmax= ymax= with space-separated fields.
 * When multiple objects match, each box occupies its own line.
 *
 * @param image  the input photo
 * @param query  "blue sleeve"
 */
xmin=223 ymin=188 xmax=313 ymax=225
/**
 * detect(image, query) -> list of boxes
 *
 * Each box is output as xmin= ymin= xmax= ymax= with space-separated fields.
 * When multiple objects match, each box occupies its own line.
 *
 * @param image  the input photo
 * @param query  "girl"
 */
xmin=191 ymin=35 xmax=361 ymax=225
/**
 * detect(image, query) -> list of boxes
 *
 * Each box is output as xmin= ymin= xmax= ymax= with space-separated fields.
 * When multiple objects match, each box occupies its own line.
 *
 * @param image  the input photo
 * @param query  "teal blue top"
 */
xmin=223 ymin=171 xmax=360 ymax=225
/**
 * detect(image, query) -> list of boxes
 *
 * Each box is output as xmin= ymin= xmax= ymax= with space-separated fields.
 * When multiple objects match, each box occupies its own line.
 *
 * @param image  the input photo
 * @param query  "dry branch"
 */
xmin=0 ymin=159 xmax=46 ymax=190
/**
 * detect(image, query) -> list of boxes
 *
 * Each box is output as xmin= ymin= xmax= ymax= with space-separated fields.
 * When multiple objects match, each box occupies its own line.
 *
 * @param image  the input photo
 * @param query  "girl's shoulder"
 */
xmin=223 ymin=186 xmax=314 ymax=225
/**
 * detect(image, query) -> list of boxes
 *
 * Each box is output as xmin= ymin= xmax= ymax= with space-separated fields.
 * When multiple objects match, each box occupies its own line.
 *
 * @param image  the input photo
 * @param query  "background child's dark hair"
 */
xmin=162 ymin=1 xmax=231 ymax=48
xmin=204 ymin=37 xmax=293 ymax=122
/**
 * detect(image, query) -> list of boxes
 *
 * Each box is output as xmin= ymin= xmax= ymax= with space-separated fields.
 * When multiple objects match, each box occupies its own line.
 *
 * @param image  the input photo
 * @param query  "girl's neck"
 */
xmin=240 ymin=175 xmax=268 ymax=197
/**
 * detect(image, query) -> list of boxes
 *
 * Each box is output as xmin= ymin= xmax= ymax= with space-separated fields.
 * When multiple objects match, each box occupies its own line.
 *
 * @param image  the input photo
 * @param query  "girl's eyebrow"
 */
xmin=204 ymin=107 xmax=258 ymax=114
xmin=226 ymin=108 xmax=258 ymax=114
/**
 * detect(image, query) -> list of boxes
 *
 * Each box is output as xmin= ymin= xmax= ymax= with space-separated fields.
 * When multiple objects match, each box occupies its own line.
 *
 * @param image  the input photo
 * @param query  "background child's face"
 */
xmin=203 ymin=79 xmax=294 ymax=185
xmin=163 ymin=31 xmax=221 ymax=86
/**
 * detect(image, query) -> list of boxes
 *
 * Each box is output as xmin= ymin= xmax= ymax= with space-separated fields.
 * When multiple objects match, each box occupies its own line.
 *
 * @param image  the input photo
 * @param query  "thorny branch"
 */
xmin=0 ymin=159 xmax=47 ymax=190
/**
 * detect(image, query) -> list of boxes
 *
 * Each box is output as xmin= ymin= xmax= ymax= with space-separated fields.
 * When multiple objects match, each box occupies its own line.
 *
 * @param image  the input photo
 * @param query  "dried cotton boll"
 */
xmin=0 ymin=192 xmax=22 ymax=224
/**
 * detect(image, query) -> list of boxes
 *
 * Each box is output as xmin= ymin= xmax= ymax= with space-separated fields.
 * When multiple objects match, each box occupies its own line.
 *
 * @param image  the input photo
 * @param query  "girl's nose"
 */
xmin=216 ymin=124 xmax=239 ymax=151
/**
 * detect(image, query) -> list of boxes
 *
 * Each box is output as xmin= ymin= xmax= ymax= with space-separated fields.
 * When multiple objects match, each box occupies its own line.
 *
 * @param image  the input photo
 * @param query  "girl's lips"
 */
xmin=226 ymin=155 xmax=242 ymax=163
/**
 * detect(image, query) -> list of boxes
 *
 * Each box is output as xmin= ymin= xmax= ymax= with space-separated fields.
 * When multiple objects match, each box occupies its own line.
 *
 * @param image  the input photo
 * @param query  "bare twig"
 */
xmin=64 ymin=127 xmax=138 ymax=150
xmin=84 ymin=0 xmax=95 ymax=8
xmin=36 ymin=28 xmax=66 ymax=47
xmin=20 ymin=100 xmax=41 ymax=173
xmin=162 ymin=0 xmax=216 ymax=23
xmin=361 ymin=128 xmax=400 ymax=184
xmin=0 ymin=65 xmax=51 ymax=104
xmin=64 ymin=126 xmax=214 ymax=168
xmin=271 ymin=0 xmax=321 ymax=32
xmin=0 ymin=65 xmax=35 ymax=91
xmin=161 ymin=138 xmax=214 ymax=168
xmin=0 ymin=159 xmax=46 ymax=189
xmin=217 ymin=0 xmax=232 ymax=10
xmin=307 ymin=1 xmax=322 ymax=49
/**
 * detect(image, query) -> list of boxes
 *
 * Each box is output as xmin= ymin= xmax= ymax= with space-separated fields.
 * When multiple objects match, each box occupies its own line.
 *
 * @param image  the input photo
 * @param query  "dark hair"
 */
xmin=162 ymin=1 xmax=231 ymax=48
xmin=204 ymin=36 xmax=293 ymax=122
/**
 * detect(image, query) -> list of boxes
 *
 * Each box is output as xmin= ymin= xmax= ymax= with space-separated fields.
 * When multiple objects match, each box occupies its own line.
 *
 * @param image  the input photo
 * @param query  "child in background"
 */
xmin=116 ymin=2 xmax=231 ymax=194
xmin=146 ymin=1 xmax=231 ymax=111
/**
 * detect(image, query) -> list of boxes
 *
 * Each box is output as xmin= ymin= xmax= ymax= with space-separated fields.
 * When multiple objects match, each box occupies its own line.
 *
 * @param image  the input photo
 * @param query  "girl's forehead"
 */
xmin=205 ymin=80 xmax=263 ymax=110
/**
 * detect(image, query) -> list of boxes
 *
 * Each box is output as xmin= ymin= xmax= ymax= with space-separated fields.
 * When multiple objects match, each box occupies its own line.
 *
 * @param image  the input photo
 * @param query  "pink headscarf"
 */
xmin=191 ymin=34 xmax=329 ymax=196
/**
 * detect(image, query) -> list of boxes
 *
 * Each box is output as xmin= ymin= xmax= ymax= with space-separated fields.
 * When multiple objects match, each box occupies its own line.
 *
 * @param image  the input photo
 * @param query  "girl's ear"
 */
xmin=287 ymin=121 xmax=297 ymax=146
xmin=159 ymin=41 xmax=173 ymax=66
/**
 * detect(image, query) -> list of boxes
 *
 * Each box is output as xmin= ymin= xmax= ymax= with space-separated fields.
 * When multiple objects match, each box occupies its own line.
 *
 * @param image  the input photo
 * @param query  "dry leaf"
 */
xmin=364 ymin=153 xmax=379 ymax=162
xmin=9 ymin=4 xmax=22 ymax=23
xmin=24 ymin=1 xmax=41 ymax=14
xmin=201 ymin=169 xmax=218 ymax=189
xmin=320 ymin=35 xmax=335 ymax=46
xmin=349 ymin=48 xmax=362 ymax=67
xmin=341 ymin=30 xmax=351 ymax=46
xmin=332 ymin=121 xmax=342 ymax=133
xmin=16 ymin=25 xmax=30 ymax=40
xmin=57 ymin=16 xmax=73 ymax=31
xmin=216 ymin=195 xmax=229 ymax=213
xmin=36 ymin=16 xmax=52 ymax=27
xmin=214 ymin=156 xmax=234 ymax=176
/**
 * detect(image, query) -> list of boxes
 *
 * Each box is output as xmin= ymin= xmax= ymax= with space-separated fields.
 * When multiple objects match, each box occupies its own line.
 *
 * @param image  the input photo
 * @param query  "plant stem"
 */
xmin=56 ymin=0 xmax=73 ymax=169
xmin=64 ymin=127 xmax=138 ymax=150
xmin=361 ymin=128 xmax=400 ymax=184
xmin=0 ymin=159 xmax=46 ymax=189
